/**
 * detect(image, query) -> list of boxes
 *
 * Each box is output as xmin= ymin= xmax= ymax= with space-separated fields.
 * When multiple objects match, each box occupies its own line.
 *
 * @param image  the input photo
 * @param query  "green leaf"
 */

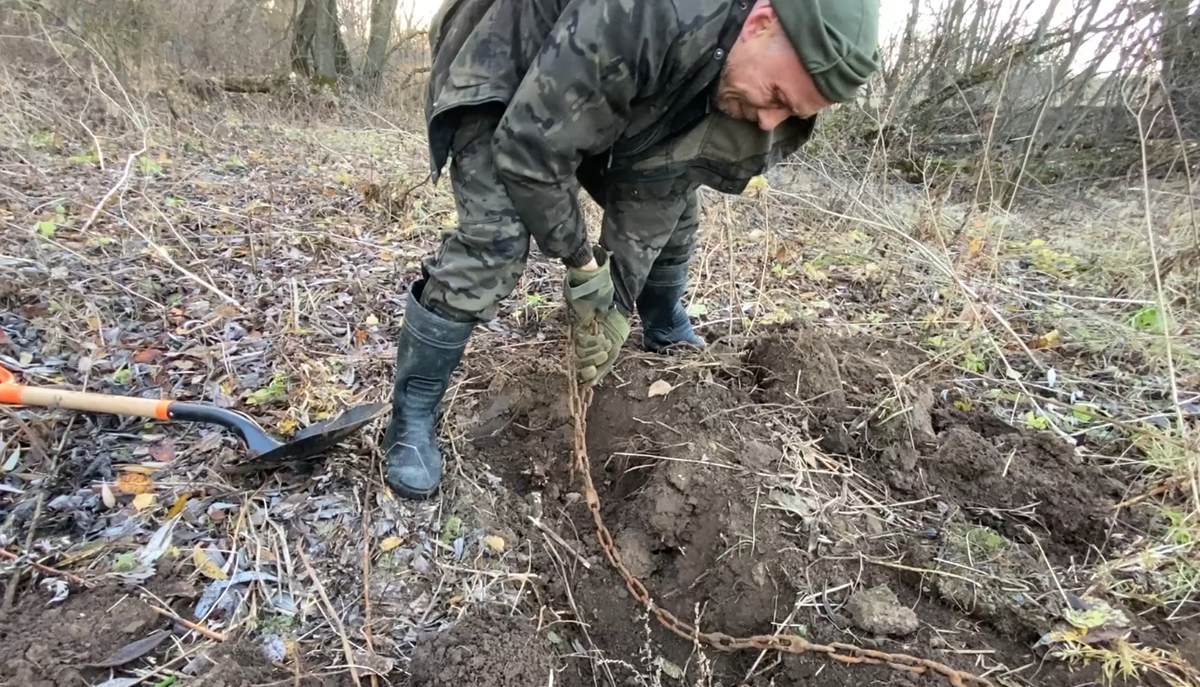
xmin=246 ymin=373 xmax=288 ymax=405
xmin=140 ymin=158 xmax=163 ymax=175
xmin=113 ymin=367 xmax=134 ymax=385
xmin=113 ymin=551 xmax=138 ymax=572
xmin=442 ymin=516 xmax=463 ymax=541
xmin=685 ymin=302 xmax=708 ymax=317
xmin=37 ymin=220 xmax=57 ymax=237
xmin=1130 ymin=305 xmax=1171 ymax=335
xmin=1023 ymin=412 xmax=1049 ymax=430
xmin=961 ymin=351 xmax=986 ymax=373
xmin=545 ymin=631 xmax=563 ymax=645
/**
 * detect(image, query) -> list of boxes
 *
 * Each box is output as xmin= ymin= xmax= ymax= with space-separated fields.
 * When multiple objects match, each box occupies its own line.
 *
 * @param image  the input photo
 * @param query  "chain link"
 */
xmin=567 ymin=375 xmax=995 ymax=687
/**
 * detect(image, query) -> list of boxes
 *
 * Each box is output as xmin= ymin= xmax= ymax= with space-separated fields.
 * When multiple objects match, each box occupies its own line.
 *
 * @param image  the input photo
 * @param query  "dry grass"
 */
xmin=1 ymin=24 xmax=1199 ymax=687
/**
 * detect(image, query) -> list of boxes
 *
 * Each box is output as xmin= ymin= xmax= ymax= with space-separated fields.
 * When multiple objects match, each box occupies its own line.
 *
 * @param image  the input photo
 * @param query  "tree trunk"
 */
xmin=291 ymin=0 xmax=353 ymax=85
xmin=362 ymin=0 xmax=399 ymax=94
xmin=1160 ymin=0 xmax=1200 ymax=137
xmin=312 ymin=0 xmax=337 ymax=82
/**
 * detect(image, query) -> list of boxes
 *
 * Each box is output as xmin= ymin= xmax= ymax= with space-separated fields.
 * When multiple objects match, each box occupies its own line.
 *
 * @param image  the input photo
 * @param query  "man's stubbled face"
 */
xmin=717 ymin=0 xmax=835 ymax=131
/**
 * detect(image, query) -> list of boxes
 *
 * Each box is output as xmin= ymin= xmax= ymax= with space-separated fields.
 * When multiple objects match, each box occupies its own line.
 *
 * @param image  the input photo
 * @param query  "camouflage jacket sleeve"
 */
xmin=491 ymin=0 xmax=682 ymax=263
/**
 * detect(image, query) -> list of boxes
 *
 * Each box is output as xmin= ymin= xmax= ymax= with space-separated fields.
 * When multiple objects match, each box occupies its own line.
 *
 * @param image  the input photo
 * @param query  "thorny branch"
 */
xmin=565 ymin=362 xmax=995 ymax=687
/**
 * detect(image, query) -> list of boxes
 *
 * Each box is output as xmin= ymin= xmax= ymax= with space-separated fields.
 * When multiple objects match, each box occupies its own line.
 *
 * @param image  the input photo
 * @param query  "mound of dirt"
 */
xmin=0 ymin=581 xmax=164 ymax=687
xmin=447 ymin=327 xmax=1158 ymax=686
xmin=747 ymin=330 xmax=1125 ymax=554
xmin=409 ymin=610 xmax=556 ymax=687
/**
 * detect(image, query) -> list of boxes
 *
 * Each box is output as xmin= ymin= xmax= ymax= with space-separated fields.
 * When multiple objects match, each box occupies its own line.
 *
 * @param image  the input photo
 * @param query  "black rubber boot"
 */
xmin=383 ymin=281 xmax=474 ymax=500
xmin=636 ymin=261 xmax=705 ymax=353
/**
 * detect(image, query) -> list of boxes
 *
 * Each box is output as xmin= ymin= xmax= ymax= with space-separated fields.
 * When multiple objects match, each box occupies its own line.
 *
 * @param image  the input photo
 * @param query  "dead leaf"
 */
xmin=365 ymin=314 xmax=379 ymax=326
xmin=133 ymin=347 xmax=162 ymax=363
xmin=648 ymin=380 xmax=674 ymax=398
xmin=120 ymin=464 xmax=160 ymax=476
xmin=18 ymin=351 xmax=32 ymax=366
xmin=101 ymin=482 xmax=117 ymax=509
xmin=379 ymin=536 xmax=403 ymax=552
xmin=116 ymin=472 xmax=154 ymax=494
xmin=1032 ymin=329 xmax=1061 ymax=350
xmin=132 ymin=493 xmax=156 ymax=511
xmin=148 ymin=440 xmax=176 ymax=462
xmin=88 ymin=630 xmax=172 ymax=667
xmin=166 ymin=494 xmax=190 ymax=519
xmin=94 ymin=678 xmax=141 ymax=687
xmin=193 ymin=546 xmax=229 ymax=580
xmin=483 ymin=535 xmax=506 ymax=553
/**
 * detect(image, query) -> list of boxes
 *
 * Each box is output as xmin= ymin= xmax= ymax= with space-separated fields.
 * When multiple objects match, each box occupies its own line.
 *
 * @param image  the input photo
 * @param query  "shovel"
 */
xmin=0 ymin=366 xmax=386 ymax=464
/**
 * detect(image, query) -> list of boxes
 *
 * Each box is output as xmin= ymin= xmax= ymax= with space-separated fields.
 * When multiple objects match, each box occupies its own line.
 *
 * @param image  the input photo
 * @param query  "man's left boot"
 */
xmin=636 ymin=262 xmax=706 ymax=353
xmin=382 ymin=281 xmax=474 ymax=500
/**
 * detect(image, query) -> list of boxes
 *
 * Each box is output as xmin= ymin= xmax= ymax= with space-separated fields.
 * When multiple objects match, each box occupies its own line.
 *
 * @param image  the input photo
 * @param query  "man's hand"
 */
xmin=564 ymin=247 xmax=629 ymax=386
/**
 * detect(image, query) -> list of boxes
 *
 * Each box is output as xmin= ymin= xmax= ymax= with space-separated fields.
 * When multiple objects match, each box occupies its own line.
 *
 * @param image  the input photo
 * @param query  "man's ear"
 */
xmin=742 ymin=3 xmax=779 ymax=39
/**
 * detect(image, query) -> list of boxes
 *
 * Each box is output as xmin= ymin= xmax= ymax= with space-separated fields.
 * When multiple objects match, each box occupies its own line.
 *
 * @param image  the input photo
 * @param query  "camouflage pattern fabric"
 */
xmin=420 ymin=109 xmax=701 ymax=322
xmin=420 ymin=0 xmax=818 ymax=323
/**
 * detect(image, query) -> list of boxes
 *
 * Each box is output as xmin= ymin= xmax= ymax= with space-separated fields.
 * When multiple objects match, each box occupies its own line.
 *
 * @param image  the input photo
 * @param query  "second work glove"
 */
xmin=564 ymin=247 xmax=630 ymax=386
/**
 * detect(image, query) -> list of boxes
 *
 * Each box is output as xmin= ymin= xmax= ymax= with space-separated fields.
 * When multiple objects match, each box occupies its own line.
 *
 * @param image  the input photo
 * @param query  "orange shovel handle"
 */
xmin=0 ymin=366 xmax=171 ymax=420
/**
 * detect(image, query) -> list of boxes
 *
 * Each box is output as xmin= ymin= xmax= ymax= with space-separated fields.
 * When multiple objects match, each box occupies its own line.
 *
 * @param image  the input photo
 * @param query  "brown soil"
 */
xmin=0 ymin=581 xmax=164 ymax=687
xmin=439 ymin=326 xmax=1177 ymax=687
xmin=408 ymin=609 xmax=556 ymax=687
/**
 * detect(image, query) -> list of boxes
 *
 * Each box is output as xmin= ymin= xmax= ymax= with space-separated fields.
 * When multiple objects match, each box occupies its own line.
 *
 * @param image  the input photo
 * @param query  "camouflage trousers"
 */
xmin=420 ymin=109 xmax=701 ymax=323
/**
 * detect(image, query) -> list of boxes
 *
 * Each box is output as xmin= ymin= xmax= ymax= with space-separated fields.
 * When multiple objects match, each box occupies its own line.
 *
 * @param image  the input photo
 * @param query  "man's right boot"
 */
xmin=636 ymin=261 xmax=706 ymax=353
xmin=382 ymin=281 xmax=474 ymax=500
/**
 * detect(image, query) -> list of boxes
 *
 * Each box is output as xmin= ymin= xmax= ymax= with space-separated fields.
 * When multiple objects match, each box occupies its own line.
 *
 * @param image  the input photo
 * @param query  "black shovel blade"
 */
xmin=251 ymin=402 xmax=388 ymax=463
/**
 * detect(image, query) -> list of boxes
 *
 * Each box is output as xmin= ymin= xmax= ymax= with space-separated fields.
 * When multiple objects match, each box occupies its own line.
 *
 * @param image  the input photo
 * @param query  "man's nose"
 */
xmin=757 ymin=108 xmax=789 ymax=131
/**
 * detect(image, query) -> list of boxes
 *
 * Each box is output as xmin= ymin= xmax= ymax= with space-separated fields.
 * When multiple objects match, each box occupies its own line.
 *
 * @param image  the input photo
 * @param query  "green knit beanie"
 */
xmin=772 ymin=0 xmax=881 ymax=104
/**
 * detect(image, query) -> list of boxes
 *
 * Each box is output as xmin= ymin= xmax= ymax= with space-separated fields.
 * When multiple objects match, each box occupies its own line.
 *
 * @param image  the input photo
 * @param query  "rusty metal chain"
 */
xmin=566 ymin=368 xmax=995 ymax=687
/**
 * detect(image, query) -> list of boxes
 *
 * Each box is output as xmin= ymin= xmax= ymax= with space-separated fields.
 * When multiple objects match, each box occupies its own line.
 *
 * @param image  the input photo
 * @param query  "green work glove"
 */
xmin=564 ymin=247 xmax=630 ymax=386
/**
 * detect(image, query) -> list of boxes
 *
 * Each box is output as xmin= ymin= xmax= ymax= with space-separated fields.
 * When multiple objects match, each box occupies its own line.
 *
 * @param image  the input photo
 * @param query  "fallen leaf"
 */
xmin=120 ymin=464 xmax=160 ymax=476
xmin=116 ymin=472 xmax=154 ymax=495
xmin=166 ymin=494 xmax=190 ymax=519
xmin=365 ymin=314 xmax=379 ymax=326
xmin=94 ymin=678 xmax=141 ymax=687
xmin=1 ymin=448 xmax=19 ymax=472
xmin=483 ymin=535 xmax=506 ymax=553
xmin=380 ymin=536 xmax=403 ymax=552
xmin=1032 ymin=329 xmax=1061 ymax=350
xmin=193 ymin=546 xmax=229 ymax=580
xmin=132 ymin=493 xmax=156 ymax=511
xmin=655 ymin=656 xmax=684 ymax=680
xmin=261 ymin=634 xmax=288 ymax=663
xmin=148 ymin=440 xmax=176 ymax=462
xmin=101 ymin=482 xmax=117 ymax=509
xmin=648 ymin=380 xmax=674 ymax=398
xmin=133 ymin=349 xmax=164 ymax=364
xmin=18 ymin=351 xmax=32 ymax=366
xmin=88 ymin=630 xmax=172 ymax=667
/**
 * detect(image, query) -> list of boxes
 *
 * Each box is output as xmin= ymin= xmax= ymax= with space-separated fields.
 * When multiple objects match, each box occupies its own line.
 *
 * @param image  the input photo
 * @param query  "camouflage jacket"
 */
xmin=425 ymin=0 xmax=814 ymax=260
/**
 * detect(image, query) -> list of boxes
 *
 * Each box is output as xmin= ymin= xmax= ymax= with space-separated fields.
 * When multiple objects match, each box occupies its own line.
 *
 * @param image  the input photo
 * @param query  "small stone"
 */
xmin=846 ymin=585 xmax=920 ymax=636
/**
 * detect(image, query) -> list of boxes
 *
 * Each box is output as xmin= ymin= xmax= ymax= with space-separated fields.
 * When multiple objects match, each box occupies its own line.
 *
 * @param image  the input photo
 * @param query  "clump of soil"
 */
xmin=846 ymin=585 xmax=920 ymax=636
xmin=0 ymin=581 xmax=163 ymax=687
xmin=409 ymin=609 xmax=556 ymax=687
